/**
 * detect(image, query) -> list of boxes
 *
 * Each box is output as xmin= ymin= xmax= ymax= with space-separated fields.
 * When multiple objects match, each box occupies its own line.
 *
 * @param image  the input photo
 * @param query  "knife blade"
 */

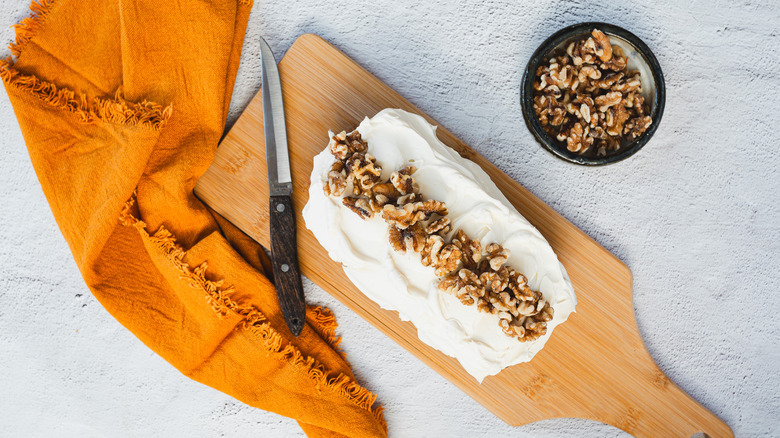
xmin=260 ymin=36 xmax=306 ymax=336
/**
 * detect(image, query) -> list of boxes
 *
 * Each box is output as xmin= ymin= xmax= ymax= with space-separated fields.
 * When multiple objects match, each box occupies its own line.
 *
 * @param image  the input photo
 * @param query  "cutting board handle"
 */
xmin=572 ymin=281 xmax=734 ymax=438
xmin=601 ymin=361 xmax=733 ymax=438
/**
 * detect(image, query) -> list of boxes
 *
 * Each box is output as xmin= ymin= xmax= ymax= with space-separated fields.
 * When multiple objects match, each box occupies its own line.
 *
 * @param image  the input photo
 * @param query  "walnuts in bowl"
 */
xmin=533 ymin=29 xmax=653 ymax=157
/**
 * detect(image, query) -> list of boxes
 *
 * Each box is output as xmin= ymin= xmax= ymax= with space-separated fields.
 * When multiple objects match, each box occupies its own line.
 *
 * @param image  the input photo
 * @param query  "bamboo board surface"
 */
xmin=194 ymin=34 xmax=731 ymax=437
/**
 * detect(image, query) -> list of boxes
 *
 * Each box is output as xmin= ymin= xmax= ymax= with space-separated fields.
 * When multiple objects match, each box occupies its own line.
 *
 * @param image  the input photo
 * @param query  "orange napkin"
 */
xmin=1 ymin=1 xmax=386 ymax=436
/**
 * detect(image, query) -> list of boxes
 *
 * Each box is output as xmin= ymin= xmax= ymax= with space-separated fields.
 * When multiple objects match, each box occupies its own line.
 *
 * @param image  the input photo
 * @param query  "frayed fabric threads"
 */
xmin=0 ymin=60 xmax=171 ymax=130
xmin=119 ymin=195 xmax=386 ymax=429
xmin=8 ymin=0 xmax=57 ymax=58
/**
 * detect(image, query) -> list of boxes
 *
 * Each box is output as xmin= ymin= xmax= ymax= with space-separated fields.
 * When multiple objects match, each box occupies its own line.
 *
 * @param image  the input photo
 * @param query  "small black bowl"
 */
xmin=520 ymin=22 xmax=665 ymax=165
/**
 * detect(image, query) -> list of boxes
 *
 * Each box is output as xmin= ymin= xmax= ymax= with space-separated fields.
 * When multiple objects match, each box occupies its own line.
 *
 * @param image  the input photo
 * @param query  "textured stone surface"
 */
xmin=1 ymin=1 xmax=779 ymax=437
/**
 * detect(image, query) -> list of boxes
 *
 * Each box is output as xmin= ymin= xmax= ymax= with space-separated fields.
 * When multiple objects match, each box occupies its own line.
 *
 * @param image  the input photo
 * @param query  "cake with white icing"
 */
xmin=303 ymin=108 xmax=577 ymax=382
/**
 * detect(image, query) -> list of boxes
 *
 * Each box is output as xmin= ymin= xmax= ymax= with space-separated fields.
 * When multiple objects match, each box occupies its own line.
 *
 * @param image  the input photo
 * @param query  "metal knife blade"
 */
xmin=260 ymin=36 xmax=306 ymax=336
xmin=260 ymin=37 xmax=293 ymax=197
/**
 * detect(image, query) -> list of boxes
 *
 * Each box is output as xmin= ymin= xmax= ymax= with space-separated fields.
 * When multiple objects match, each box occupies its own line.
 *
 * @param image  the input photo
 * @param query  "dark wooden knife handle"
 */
xmin=269 ymin=195 xmax=306 ymax=336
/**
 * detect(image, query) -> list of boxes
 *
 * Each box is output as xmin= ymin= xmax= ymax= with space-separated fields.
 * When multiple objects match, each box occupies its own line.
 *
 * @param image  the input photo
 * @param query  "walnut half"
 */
xmin=388 ymin=223 xmax=426 ymax=253
xmin=342 ymin=196 xmax=372 ymax=219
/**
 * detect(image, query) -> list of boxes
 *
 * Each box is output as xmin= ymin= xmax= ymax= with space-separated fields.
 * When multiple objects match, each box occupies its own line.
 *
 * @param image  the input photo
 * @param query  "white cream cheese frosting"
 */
xmin=302 ymin=108 xmax=577 ymax=382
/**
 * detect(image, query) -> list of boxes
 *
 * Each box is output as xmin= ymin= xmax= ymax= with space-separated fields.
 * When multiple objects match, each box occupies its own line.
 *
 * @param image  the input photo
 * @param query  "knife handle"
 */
xmin=269 ymin=195 xmax=306 ymax=336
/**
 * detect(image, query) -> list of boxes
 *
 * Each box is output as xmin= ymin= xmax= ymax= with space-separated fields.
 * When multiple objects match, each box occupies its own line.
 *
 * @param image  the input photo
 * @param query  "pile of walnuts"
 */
xmin=324 ymin=130 xmax=553 ymax=342
xmin=532 ymin=29 xmax=653 ymax=156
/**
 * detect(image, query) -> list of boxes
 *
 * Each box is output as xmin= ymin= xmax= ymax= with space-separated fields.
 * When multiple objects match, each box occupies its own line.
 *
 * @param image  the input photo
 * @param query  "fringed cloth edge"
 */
xmin=8 ymin=0 xmax=57 ymax=58
xmin=0 ymin=59 xmax=172 ymax=130
xmin=120 ymin=195 xmax=386 ymax=428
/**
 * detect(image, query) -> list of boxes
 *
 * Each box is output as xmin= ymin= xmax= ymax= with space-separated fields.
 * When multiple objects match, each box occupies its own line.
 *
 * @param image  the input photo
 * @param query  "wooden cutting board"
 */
xmin=194 ymin=34 xmax=732 ymax=437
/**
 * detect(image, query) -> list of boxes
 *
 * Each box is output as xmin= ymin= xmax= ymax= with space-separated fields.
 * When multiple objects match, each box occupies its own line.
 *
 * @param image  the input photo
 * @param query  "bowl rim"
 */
xmin=520 ymin=22 xmax=666 ymax=166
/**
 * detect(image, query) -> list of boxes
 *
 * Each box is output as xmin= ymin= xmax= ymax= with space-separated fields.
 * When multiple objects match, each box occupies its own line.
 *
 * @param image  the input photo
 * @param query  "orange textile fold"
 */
xmin=1 ymin=1 xmax=386 ymax=437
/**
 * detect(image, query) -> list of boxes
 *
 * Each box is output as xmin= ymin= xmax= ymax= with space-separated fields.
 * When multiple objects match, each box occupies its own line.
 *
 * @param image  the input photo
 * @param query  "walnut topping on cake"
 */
xmin=342 ymin=196 xmax=372 ymax=219
xmin=323 ymin=128 xmax=554 ymax=342
xmin=390 ymin=166 xmax=419 ymax=194
xmin=388 ymin=223 xmax=426 ymax=253
xmin=425 ymin=217 xmax=451 ymax=235
xmin=324 ymin=161 xmax=347 ymax=196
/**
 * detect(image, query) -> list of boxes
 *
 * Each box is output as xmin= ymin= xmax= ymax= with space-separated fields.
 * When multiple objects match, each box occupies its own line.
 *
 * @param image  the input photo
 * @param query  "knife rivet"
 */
xmin=281 ymin=264 xmax=290 ymax=272
xmin=276 ymin=203 xmax=285 ymax=212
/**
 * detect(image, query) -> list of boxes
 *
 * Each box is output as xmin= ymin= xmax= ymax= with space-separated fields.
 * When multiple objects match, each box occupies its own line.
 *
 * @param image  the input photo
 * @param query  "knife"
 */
xmin=260 ymin=36 xmax=306 ymax=336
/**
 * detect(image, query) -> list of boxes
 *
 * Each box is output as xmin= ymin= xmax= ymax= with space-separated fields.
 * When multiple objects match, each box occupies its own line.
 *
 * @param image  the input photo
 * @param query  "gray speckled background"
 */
xmin=1 ymin=1 xmax=778 ymax=437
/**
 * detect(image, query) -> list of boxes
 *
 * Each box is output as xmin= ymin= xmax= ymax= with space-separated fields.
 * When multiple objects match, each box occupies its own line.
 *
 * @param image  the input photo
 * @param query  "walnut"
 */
xmin=567 ymin=39 xmax=597 ymax=66
xmin=434 ymin=244 xmax=462 ymax=277
xmin=565 ymin=122 xmax=594 ymax=153
xmin=417 ymin=200 xmax=447 ymax=216
xmin=382 ymin=200 xmax=447 ymax=229
xmin=534 ymin=94 xmax=567 ymax=128
xmin=533 ymin=85 xmax=568 ymax=128
xmin=488 ymin=292 xmax=513 ymax=313
xmin=498 ymin=291 xmax=517 ymax=310
xmin=346 ymin=153 xmax=382 ymax=195
xmin=462 ymin=283 xmax=484 ymax=301
xmin=388 ymin=223 xmax=426 ymax=253
xmin=329 ymin=130 xmax=367 ymax=161
xmin=517 ymin=304 xmax=555 ymax=342
xmin=591 ymin=125 xmax=608 ymax=140
xmin=329 ymin=131 xmax=350 ymax=160
xmin=596 ymin=137 xmax=621 ymax=156
xmin=612 ymin=74 xmax=642 ymax=94
xmin=624 ymin=116 xmax=653 ymax=139
xmin=396 ymin=193 xmax=419 ymax=206
xmin=534 ymin=65 xmax=550 ymax=91
xmin=516 ymin=298 xmax=545 ymax=316
xmin=590 ymin=29 xmax=613 ymax=62
xmin=458 ymin=294 xmax=476 ymax=306
xmin=390 ymin=166 xmax=418 ymax=195
xmin=451 ymin=230 xmax=482 ymax=269
xmin=499 ymin=319 xmax=516 ymax=337
xmin=578 ymin=64 xmax=602 ymax=82
xmin=534 ymin=302 xmax=554 ymax=322
xmin=342 ymin=196 xmax=372 ymax=219
xmin=421 ymin=234 xmax=445 ymax=267
xmin=458 ymin=268 xmax=481 ymax=287
xmin=477 ymin=300 xmax=493 ymax=314
xmin=437 ymin=274 xmax=462 ymax=293
xmin=367 ymin=182 xmax=399 ymax=212
xmin=595 ymin=91 xmax=623 ymax=112
xmin=382 ymin=203 xmax=425 ymax=229
xmin=480 ymin=271 xmax=508 ymax=293
xmin=624 ymin=92 xmax=646 ymax=116
xmin=324 ymin=161 xmax=347 ymax=196
xmin=439 ymin=267 xmax=486 ymax=307
xmin=511 ymin=283 xmax=536 ymax=303
xmin=536 ymin=61 xmax=577 ymax=91
xmin=566 ymin=95 xmax=596 ymax=127
xmin=485 ymin=243 xmax=510 ymax=271
xmin=554 ymin=65 xmax=577 ymax=90
xmin=595 ymin=72 xmax=623 ymax=89
xmin=520 ymin=323 xmax=545 ymax=342
xmin=425 ymin=217 xmax=451 ymax=235
xmin=605 ymin=104 xmax=631 ymax=137
xmin=600 ymin=54 xmax=628 ymax=71
xmin=371 ymin=182 xmax=400 ymax=200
